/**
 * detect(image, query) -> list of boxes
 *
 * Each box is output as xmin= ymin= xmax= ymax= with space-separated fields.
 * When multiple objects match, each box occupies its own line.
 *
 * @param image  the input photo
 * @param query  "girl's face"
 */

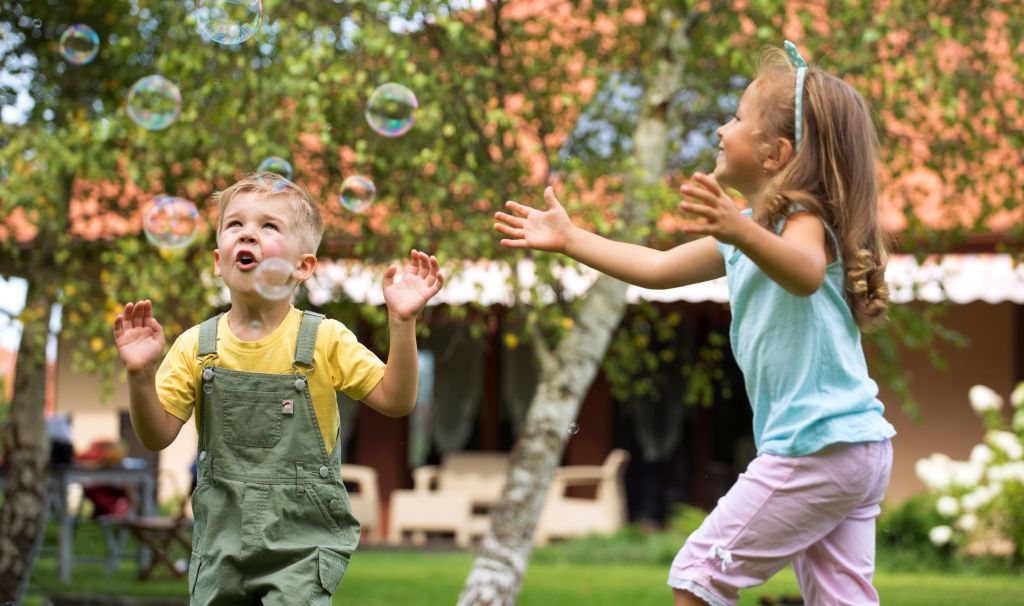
xmin=713 ymin=80 xmax=772 ymax=198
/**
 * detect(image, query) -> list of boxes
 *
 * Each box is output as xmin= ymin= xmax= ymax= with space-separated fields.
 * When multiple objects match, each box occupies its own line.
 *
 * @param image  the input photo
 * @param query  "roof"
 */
xmin=292 ymin=253 xmax=1024 ymax=307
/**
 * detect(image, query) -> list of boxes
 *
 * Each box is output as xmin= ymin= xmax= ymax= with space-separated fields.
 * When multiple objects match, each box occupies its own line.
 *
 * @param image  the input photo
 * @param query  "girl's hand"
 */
xmin=494 ymin=186 xmax=573 ymax=253
xmin=113 ymin=300 xmax=166 ymax=374
xmin=678 ymin=173 xmax=750 ymax=246
xmin=382 ymin=250 xmax=444 ymax=322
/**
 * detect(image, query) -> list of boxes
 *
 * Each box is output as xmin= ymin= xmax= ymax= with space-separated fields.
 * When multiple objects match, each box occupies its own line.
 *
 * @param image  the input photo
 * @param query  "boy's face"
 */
xmin=213 ymin=192 xmax=316 ymax=299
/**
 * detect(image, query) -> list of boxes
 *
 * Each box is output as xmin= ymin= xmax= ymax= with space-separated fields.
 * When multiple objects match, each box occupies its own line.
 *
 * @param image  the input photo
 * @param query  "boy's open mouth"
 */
xmin=235 ymin=250 xmax=259 ymax=270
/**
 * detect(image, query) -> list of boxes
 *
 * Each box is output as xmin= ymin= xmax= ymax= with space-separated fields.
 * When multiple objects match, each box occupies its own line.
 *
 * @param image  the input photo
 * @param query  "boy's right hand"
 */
xmin=494 ymin=186 xmax=573 ymax=253
xmin=113 ymin=300 xmax=165 ymax=374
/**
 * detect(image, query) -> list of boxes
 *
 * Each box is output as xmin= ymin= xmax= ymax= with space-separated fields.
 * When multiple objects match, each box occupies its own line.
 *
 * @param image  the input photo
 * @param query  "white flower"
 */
xmin=970 ymin=444 xmax=995 ymax=465
xmin=969 ymin=385 xmax=1003 ymax=414
xmin=951 ymin=461 xmax=984 ymax=488
xmin=958 ymin=513 xmax=978 ymax=532
xmin=916 ymin=453 xmax=953 ymax=490
xmin=929 ymin=525 xmax=953 ymax=546
xmin=1011 ymin=382 xmax=1024 ymax=409
xmin=936 ymin=495 xmax=960 ymax=517
xmin=987 ymin=430 xmax=1024 ymax=461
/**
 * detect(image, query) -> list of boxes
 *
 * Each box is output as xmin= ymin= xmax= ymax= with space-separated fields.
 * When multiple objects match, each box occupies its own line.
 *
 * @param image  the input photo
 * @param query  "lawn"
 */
xmin=27 ymin=548 xmax=1024 ymax=605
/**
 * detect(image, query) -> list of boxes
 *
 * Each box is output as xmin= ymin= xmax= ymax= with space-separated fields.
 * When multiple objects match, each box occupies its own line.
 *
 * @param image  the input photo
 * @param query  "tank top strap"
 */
xmin=778 ymin=203 xmax=842 ymax=261
xmin=293 ymin=310 xmax=325 ymax=369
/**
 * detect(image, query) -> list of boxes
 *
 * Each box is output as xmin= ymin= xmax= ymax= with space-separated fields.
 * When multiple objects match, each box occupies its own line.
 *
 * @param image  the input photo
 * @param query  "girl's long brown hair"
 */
xmin=752 ymin=46 xmax=889 ymax=331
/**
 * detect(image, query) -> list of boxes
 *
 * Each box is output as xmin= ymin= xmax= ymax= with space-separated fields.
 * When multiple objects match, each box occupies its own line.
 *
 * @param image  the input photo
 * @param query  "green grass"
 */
xmin=27 ymin=548 xmax=1024 ymax=605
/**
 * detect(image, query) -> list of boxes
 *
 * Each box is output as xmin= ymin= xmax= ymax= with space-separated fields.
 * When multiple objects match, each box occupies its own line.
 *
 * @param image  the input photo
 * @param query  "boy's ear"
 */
xmin=763 ymin=137 xmax=795 ymax=173
xmin=213 ymin=249 xmax=222 ymax=277
xmin=293 ymin=253 xmax=318 ymax=282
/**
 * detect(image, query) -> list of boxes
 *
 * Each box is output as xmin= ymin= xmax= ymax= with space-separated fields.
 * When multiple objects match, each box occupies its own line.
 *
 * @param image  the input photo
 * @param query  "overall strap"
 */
xmin=294 ymin=310 xmax=325 ymax=368
xmin=197 ymin=314 xmax=223 ymax=359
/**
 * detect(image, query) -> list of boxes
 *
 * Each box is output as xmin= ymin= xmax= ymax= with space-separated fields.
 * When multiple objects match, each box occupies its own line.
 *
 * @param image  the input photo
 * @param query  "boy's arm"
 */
xmin=496 ymin=186 xmax=725 ymax=289
xmin=360 ymin=316 xmax=418 ymax=417
xmin=113 ymin=300 xmax=185 ymax=451
xmin=361 ymin=250 xmax=444 ymax=417
xmin=127 ymin=366 xmax=186 ymax=451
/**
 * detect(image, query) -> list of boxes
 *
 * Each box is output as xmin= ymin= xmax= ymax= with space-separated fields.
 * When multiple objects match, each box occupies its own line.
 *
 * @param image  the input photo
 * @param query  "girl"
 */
xmin=494 ymin=42 xmax=895 ymax=606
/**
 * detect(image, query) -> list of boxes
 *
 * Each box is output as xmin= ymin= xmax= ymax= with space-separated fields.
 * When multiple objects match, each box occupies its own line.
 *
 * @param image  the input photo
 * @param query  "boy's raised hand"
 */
xmin=113 ymin=300 xmax=166 ymax=374
xmin=494 ymin=186 xmax=573 ymax=253
xmin=382 ymin=250 xmax=444 ymax=321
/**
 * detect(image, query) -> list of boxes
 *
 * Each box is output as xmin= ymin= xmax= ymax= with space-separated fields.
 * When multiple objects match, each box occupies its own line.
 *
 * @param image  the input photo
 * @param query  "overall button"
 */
xmin=319 ymin=466 xmax=329 ymax=478
xmin=202 ymin=368 xmax=214 ymax=382
xmin=294 ymin=378 xmax=306 ymax=392
xmin=329 ymin=499 xmax=340 ymax=510
xmin=199 ymin=451 xmax=207 ymax=462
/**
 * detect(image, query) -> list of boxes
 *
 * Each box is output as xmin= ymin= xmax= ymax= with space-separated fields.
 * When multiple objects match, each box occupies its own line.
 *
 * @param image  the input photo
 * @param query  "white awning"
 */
xmin=292 ymin=254 xmax=1024 ymax=307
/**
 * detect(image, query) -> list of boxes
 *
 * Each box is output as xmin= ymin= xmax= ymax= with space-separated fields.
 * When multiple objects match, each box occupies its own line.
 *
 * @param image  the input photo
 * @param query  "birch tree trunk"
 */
xmin=0 ymin=277 xmax=56 ymax=603
xmin=457 ymin=7 xmax=693 ymax=605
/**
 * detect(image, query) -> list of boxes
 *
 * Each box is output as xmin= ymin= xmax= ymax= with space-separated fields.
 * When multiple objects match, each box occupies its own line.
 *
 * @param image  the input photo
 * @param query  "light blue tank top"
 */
xmin=717 ymin=208 xmax=895 ymax=457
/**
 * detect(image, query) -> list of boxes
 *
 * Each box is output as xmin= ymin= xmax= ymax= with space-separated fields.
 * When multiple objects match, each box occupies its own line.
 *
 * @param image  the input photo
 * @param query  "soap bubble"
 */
xmin=59 ymin=24 xmax=100 ymax=65
xmin=196 ymin=0 xmax=263 ymax=45
xmin=365 ymin=83 xmax=418 ymax=137
xmin=339 ymin=176 xmax=376 ymax=213
xmin=567 ymin=422 xmax=580 ymax=435
xmin=144 ymin=196 xmax=200 ymax=250
xmin=253 ymin=257 xmax=297 ymax=300
xmin=257 ymin=156 xmax=292 ymax=180
xmin=127 ymin=75 xmax=182 ymax=131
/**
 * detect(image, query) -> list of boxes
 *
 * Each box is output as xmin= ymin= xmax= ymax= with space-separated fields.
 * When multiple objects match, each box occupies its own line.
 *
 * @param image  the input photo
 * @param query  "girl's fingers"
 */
xmin=505 ymin=200 xmax=535 ymax=218
xmin=680 ymin=183 xmax=717 ymax=205
xmin=494 ymin=211 xmax=524 ymax=228
xmin=494 ymin=223 xmax=524 ymax=239
xmin=679 ymin=201 xmax=713 ymax=218
xmin=692 ymin=172 xmax=725 ymax=195
xmin=542 ymin=186 xmax=563 ymax=210
xmin=499 ymin=238 xmax=531 ymax=249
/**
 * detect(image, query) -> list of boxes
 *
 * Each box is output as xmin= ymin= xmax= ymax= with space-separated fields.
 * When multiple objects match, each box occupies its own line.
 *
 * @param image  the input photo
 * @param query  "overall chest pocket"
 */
xmin=220 ymin=388 xmax=287 ymax=448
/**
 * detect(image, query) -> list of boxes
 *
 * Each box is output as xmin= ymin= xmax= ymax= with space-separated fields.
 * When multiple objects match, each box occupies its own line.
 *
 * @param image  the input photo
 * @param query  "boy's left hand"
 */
xmin=382 ymin=250 xmax=444 ymax=321
xmin=678 ymin=172 xmax=750 ymax=246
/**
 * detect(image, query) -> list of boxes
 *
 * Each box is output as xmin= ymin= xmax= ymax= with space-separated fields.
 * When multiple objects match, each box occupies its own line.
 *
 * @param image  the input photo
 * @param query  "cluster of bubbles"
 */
xmin=143 ymin=196 xmax=200 ymax=250
xmin=59 ymin=6 xmax=422 ymax=248
xmin=196 ymin=0 xmax=264 ymax=45
xmin=127 ymin=75 xmax=182 ymax=131
xmin=59 ymin=24 xmax=100 ymax=65
xmin=258 ymin=156 xmax=292 ymax=180
xmin=253 ymin=257 xmax=297 ymax=300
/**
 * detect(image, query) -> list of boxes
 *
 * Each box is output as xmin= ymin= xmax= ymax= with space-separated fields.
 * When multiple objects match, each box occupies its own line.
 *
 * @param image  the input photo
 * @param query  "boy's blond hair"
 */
xmin=213 ymin=173 xmax=323 ymax=255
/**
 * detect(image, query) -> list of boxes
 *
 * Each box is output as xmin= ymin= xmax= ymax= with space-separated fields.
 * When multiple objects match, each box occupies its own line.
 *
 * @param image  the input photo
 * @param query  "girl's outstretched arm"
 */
xmin=495 ymin=186 xmax=724 ymax=289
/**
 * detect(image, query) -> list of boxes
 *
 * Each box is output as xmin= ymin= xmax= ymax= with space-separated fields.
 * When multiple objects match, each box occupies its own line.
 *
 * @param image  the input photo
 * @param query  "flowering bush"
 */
xmin=915 ymin=382 xmax=1024 ymax=563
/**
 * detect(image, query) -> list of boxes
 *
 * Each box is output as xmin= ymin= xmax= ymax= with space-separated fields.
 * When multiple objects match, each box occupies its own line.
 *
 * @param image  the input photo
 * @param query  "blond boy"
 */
xmin=113 ymin=173 xmax=443 ymax=604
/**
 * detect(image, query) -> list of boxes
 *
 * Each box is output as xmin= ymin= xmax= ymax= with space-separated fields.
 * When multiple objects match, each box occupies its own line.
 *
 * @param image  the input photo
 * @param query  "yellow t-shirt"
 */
xmin=156 ymin=307 xmax=386 ymax=454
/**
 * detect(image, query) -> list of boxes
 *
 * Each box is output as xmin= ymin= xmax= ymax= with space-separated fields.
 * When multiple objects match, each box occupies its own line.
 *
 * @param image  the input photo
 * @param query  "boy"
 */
xmin=113 ymin=173 xmax=443 ymax=604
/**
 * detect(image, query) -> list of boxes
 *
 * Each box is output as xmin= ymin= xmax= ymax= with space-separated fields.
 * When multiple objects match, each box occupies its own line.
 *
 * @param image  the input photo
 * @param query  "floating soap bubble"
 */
xmin=567 ymin=422 xmax=580 ymax=435
xmin=127 ymin=75 xmax=182 ymax=131
xmin=339 ymin=176 xmax=376 ymax=213
xmin=253 ymin=257 xmax=296 ymax=300
xmin=365 ymin=83 xmax=418 ymax=137
xmin=196 ymin=0 xmax=263 ymax=45
xmin=144 ymin=196 xmax=200 ymax=250
xmin=258 ymin=156 xmax=292 ymax=180
xmin=59 ymin=24 xmax=100 ymax=65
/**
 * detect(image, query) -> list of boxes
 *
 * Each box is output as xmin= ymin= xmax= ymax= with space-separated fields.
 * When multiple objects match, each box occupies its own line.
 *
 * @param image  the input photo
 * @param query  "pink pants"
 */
xmin=668 ymin=439 xmax=892 ymax=606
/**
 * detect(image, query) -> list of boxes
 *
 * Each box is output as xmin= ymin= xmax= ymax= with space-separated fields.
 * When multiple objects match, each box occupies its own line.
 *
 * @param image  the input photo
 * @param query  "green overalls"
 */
xmin=188 ymin=311 xmax=360 ymax=605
